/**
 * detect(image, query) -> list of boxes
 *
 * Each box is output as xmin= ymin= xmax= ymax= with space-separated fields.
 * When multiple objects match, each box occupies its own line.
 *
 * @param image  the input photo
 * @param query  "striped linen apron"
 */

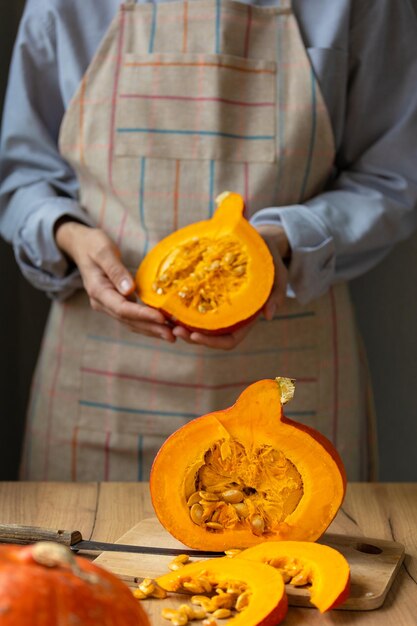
xmin=21 ymin=0 xmax=376 ymax=482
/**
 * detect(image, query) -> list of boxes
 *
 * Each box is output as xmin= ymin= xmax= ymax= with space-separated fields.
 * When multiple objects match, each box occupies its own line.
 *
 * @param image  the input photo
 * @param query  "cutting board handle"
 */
xmin=0 ymin=524 xmax=82 ymax=546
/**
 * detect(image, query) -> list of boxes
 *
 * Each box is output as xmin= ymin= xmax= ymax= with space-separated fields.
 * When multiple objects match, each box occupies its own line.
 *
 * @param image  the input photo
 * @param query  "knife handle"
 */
xmin=0 ymin=524 xmax=82 ymax=546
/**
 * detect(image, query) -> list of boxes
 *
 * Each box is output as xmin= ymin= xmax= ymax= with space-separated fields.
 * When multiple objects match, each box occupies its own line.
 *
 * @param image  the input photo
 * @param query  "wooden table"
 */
xmin=0 ymin=482 xmax=416 ymax=624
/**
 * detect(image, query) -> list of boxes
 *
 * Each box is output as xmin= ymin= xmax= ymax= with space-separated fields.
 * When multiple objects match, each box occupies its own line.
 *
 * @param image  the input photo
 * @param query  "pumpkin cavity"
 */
xmin=185 ymin=438 xmax=304 ymax=536
xmin=151 ymin=235 xmax=249 ymax=314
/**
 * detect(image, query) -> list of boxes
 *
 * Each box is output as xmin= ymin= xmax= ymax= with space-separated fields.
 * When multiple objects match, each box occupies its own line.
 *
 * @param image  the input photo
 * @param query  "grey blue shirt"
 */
xmin=1 ymin=0 xmax=417 ymax=303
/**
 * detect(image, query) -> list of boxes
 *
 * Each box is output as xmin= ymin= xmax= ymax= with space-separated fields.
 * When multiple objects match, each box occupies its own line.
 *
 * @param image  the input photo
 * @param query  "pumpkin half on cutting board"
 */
xmin=150 ymin=378 xmax=347 ymax=551
xmin=135 ymin=192 xmax=275 ymax=334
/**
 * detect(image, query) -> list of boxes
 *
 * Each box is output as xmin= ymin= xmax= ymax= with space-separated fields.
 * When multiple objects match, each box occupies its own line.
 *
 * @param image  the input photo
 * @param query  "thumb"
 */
xmin=264 ymin=259 xmax=288 ymax=320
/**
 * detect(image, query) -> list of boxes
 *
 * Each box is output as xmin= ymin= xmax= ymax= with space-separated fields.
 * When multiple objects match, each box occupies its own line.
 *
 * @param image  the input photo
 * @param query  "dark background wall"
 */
xmin=1 ymin=2 xmax=417 ymax=481
xmin=0 ymin=0 xmax=50 ymax=479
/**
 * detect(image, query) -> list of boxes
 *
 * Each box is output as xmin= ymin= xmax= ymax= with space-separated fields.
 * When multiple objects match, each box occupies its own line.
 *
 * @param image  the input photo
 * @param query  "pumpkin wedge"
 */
xmin=150 ymin=378 xmax=346 ymax=550
xmin=135 ymin=192 xmax=274 ymax=334
xmin=156 ymin=556 xmax=288 ymax=625
xmin=236 ymin=541 xmax=351 ymax=612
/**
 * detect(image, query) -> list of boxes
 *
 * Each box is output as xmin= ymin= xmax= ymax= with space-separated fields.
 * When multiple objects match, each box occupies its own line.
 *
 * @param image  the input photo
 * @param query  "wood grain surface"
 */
xmin=0 ymin=482 xmax=416 ymax=625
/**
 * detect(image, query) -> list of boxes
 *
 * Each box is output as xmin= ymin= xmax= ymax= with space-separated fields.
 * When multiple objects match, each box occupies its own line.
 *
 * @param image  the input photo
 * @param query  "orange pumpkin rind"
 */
xmin=0 ymin=542 xmax=150 ymax=625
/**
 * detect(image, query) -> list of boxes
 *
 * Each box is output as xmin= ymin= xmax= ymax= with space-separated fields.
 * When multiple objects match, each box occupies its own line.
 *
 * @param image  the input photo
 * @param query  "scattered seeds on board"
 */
xmin=133 ymin=578 xmax=167 ymax=599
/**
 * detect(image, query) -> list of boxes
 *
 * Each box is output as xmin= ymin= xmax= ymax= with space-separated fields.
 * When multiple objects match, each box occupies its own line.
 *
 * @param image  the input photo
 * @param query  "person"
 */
xmin=1 ymin=0 xmax=417 ymax=483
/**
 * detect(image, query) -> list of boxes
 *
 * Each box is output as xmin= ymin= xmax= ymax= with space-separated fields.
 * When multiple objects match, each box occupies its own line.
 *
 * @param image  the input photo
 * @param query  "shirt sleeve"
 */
xmin=0 ymin=3 xmax=93 ymax=300
xmin=251 ymin=0 xmax=417 ymax=305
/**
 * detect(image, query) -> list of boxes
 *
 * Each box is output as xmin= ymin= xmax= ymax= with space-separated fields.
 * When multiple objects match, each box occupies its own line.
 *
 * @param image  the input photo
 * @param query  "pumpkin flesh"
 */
xmin=156 ymin=556 xmax=288 ymax=625
xmin=135 ymin=192 xmax=274 ymax=334
xmin=237 ymin=541 xmax=351 ymax=612
xmin=150 ymin=379 xmax=346 ymax=551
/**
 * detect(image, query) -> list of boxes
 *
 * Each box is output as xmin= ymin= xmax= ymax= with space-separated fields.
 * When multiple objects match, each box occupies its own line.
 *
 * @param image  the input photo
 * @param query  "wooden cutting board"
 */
xmin=94 ymin=516 xmax=404 ymax=615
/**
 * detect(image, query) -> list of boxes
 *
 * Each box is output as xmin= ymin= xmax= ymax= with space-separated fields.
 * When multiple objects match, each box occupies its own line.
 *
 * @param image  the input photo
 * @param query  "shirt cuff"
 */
xmin=250 ymin=204 xmax=336 ymax=304
xmin=14 ymin=197 xmax=94 ymax=300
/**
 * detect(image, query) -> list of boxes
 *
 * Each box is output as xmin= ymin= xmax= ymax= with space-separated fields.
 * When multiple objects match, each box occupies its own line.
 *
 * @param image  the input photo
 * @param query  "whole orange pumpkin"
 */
xmin=0 ymin=541 xmax=150 ymax=625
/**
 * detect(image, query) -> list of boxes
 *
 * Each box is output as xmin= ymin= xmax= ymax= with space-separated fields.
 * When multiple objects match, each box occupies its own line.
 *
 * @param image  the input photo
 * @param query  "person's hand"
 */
xmin=171 ymin=224 xmax=290 ymax=351
xmin=54 ymin=219 xmax=176 ymax=342
xmin=171 ymin=318 xmax=257 ymax=350
xmin=255 ymin=223 xmax=290 ymax=321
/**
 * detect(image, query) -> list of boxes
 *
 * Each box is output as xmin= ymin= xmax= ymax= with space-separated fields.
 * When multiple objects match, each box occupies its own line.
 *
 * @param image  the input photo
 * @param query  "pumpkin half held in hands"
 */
xmin=0 ymin=542 xmax=150 ymax=626
xmin=150 ymin=378 xmax=346 ymax=551
xmin=135 ymin=192 xmax=274 ymax=334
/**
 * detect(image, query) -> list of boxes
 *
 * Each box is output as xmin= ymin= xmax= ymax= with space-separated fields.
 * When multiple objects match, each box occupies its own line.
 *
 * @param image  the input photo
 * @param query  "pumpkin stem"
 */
xmin=215 ymin=191 xmax=232 ymax=206
xmin=31 ymin=542 xmax=99 ymax=584
xmin=275 ymin=377 xmax=296 ymax=405
xmin=212 ymin=192 xmax=245 ymax=229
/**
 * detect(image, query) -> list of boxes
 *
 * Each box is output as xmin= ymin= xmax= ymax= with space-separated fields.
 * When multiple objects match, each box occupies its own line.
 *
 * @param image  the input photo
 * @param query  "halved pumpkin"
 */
xmin=135 ymin=192 xmax=274 ymax=334
xmin=150 ymin=378 xmax=346 ymax=551
xmin=236 ymin=541 xmax=350 ymax=612
xmin=156 ymin=556 xmax=288 ymax=625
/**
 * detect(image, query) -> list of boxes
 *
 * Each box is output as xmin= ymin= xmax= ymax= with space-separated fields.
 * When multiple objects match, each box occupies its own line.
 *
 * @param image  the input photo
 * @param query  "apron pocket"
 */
xmin=115 ymin=52 xmax=276 ymax=163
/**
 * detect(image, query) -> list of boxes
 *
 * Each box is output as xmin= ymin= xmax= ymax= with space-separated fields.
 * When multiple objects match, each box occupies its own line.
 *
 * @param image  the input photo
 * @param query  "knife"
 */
xmin=0 ymin=524 xmax=224 ymax=557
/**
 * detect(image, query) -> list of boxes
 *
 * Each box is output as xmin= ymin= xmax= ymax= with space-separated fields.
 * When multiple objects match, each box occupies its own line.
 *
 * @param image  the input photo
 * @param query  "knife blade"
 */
xmin=0 ymin=524 xmax=224 ymax=557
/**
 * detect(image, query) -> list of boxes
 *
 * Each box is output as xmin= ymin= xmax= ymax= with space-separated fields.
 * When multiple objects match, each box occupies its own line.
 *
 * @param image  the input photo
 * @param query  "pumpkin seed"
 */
xmin=191 ymin=595 xmax=215 ymax=612
xmin=221 ymin=489 xmax=244 ymax=504
xmin=224 ymin=549 xmax=242 ymax=557
xmin=206 ymin=522 xmax=223 ymax=530
xmin=210 ymin=593 xmax=234 ymax=610
xmin=138 ymin=578 xmax=155 ymax=595
xmin=190 ymin=503 xmax=204 ymax=525
xmin=182 ymin=581 xmax=206 ymax=594
xmin=291 ymin=571 xmax=311 ymax=586
xmin=196 ymin=576 xmax=213 ymax=593
xmin=172 ymin=614 xmax=188 ymax=626
xmin=212 ymin=608 xmax=232 ymax=619
xmin=199 ymin=491 xmax=220 ymax=502
xmin=232 ymin=502 xmax=249 ymax=518
xmin=186 ymin=491 xmax=201 ymax=507
xmin=250 ymin=514 xmax=265 ymax=535
xmin=235 ymin=590 xmax=251 ymax=611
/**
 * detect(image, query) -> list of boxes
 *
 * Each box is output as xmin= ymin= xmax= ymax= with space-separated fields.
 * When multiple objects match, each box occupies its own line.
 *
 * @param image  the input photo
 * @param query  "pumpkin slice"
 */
xmin=156 ymin=556 xmax=288 ymax=625
xmin=135 ymin=192 xmax=274 ymax=334
xmin=0 ymin=542 xmax=150 ymax=625
xmin=236 ymin=541 xmax=350 ymax=612
xmin=150 ymin=378 xmax=346 ymax=551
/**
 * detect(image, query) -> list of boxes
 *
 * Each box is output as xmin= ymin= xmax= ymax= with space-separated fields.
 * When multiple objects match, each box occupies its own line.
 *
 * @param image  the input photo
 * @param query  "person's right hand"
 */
xmin=54 ymin=219 xmax=176 ymax=342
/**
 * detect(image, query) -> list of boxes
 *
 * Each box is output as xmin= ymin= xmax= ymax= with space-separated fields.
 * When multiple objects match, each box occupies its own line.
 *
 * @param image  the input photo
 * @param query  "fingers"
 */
xmin=68 ymin=230 xmax=172 ymax=340
xmin=172 ymin=319 xmax=255 ymax=351
xmin=88 ymin=277 xmax=175 ymax=340
xmin=254 ymin=225 xmax=290 ymax=320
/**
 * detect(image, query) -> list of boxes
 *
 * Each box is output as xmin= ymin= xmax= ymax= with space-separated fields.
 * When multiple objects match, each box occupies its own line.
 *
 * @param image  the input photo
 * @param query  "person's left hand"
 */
xmin=172 ymin=224 xmax=290 ymax=350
